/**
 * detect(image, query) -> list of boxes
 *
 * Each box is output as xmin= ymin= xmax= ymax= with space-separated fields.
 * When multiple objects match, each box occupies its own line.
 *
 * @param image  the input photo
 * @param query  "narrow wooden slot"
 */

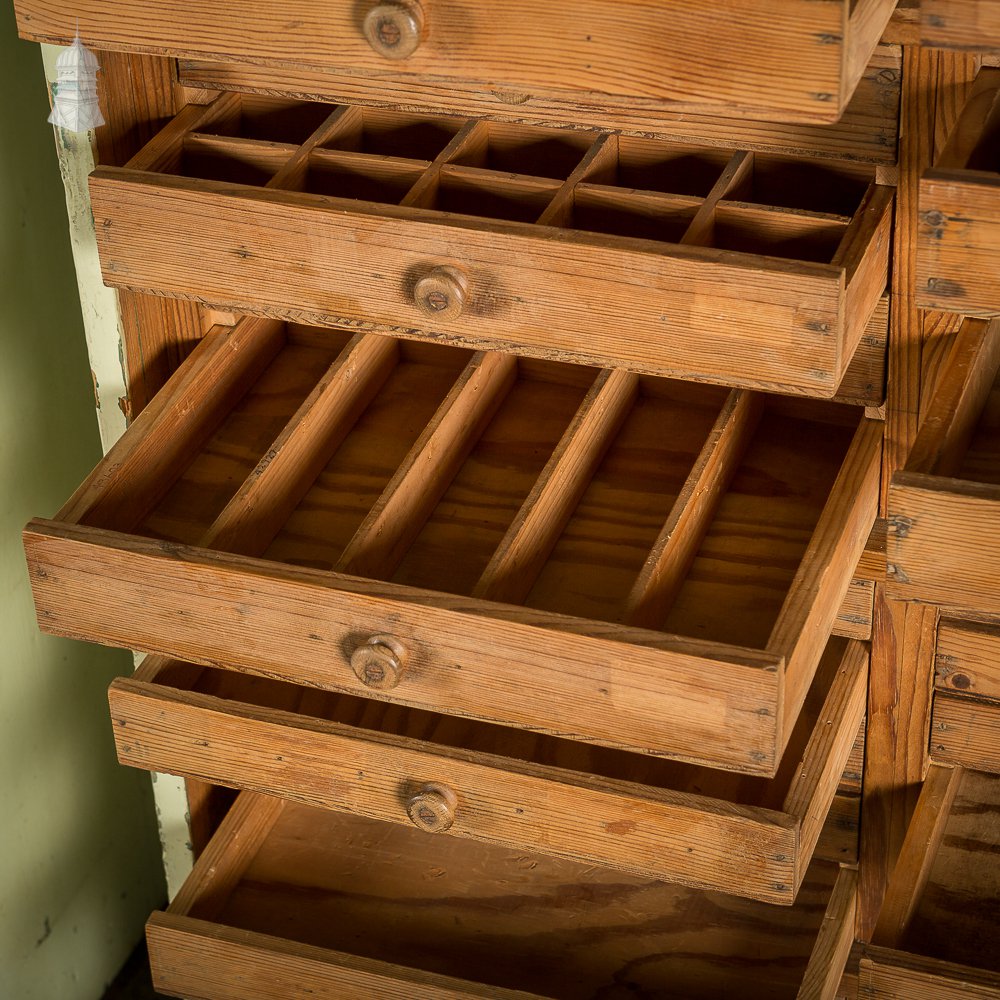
xmin=607 ymin=136 xmax=735 ymax=198
xmin=262 ymin=343 xmax=471 ymax=571
xmin=955 ymin=344 xmax=1000 ymax=486
xmin=195 ymin=94 xmax=338 ymax=147
xmin=680 ymin=150 xmax=754 ymax=247
xmin=473 ymin=368 xmax=639 ymax=605
xmin=266 ymin=105 xmax=363 ymax=193
xmin=446 ymin=120 xmax=596 ymax=180
xmin=201 ymin=335 xmax=400 ymax=557
xmin=320 ymin=107 xmax=465 ymax=161
xmin=625 ymin=390 xmax=763 ymax=630
xmin=937 ymin=67 xmax=1000 ymax=173
xmin=570 ymin=184 xmax=701 ymax=244
xmin=712 ymin=202 xmax=850 ymax=264
xmin=426 ymin=165 xmax=563 ymax=222
xmin=336 ymin=352 xmax=518 ymax=581
xmin=57 ymin=318 xmax=286 ymax=535
xmin=138 ymin=329 xmax=352 ymax=546
xmin=170 ymin=134 xmax=295 ymax=186
xmin=400 ymin=120 xmax=490 ymax=209
xmin=393 ymin=360 xmax=597 ymax=597
xmin=522 ymin=379 xmax=729 ymax=623
xmin=536 ymin=132 xmax=619 ymax=227
xmin=294 ymin=148 xmax=429 ymax=204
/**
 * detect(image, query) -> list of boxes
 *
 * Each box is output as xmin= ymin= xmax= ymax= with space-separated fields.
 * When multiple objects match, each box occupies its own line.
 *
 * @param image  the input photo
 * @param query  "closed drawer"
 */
xmin=148 ymin=791 xmax=858 ymax=999
xmin=16 ymin=0 xmax=898 ymax=125
xmin=89 ymin=93 xmax=893 ymax=399
xmin=931 ymin=617 xmax=1000 ymax=774
xmin=887 ymin=316 xmax=1000 ymax=615
xmin=860 ymin=765 xmax=1000 ymax=998
xmin=922 ymin=0 xmax=1000 ymax=51
xmin=24 ymin=319 xmax=882 ymax=776
xmin=918 ymin=68 xmax=1000 ymax=315
xmin=110 ymin=636 xmax=866 ymax=905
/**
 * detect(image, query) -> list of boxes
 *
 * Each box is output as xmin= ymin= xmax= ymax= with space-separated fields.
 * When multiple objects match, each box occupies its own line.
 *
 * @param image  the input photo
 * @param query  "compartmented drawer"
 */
xmin=89 ymin=93 xmax=893 ymax=399
xmin=887 ymin=316 xmax=1000 ymax=615
xmin=109 ymin=636 xmax=866 ymax=905
xmin=918 ymin=68 xmax=1000 ymax=315
xmin=861 ymin=765 xmax=1000 ymax=998
xmin=931 ymin=618 xmax=1000 ymax=774
xmin=24 ymin=319 xmax=882 ymax=776
xmin=148 ymin=791 xmax=858 ymax=999
xmin=15 ymin=0 xmax=898 ymax=125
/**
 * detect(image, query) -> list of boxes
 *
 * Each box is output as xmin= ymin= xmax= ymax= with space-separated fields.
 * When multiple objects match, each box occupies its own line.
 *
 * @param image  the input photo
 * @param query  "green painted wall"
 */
xmin=0 ymin=8 xmax=166 ymax=998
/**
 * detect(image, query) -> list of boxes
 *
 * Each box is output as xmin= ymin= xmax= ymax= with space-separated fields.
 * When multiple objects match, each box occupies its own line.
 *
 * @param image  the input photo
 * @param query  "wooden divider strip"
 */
xmin=337 ymin=351 xmax=518 ymax=580
xmin=680 ymin=149 xmax=752 ymax=247
xmin=202 ymin=334 xmax=399 ymax=556
xmin=625 ymin=389 xmax=763 ymax=630
xmin=871 ymin=763 xmax=963 ymax=949
xmin=400 ymin=120 xmax=489 ymax=208
xmin=474 ymin=368 xmax=638 ymax=605
xmin=536 ymin=132 xmax=619 ymax=228
xmin=799 ymin=867 xmax=859 ymax=1000
xmin=267 ymin=105 xmax=364 ymax=192
xmin=56 ymin=318 xmax=285 ymax=532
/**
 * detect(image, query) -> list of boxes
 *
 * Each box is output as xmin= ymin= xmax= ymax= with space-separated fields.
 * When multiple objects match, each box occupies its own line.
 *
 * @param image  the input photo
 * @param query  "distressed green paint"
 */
xmin=0 ymin=9 xmax=165 ymax=997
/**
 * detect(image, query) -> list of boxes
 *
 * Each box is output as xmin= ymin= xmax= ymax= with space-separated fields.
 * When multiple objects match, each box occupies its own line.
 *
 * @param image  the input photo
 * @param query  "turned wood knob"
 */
xmin=406 ymin=783 xmax=458 ymax=833
xmin=350 ymin=634 xmax=408 ymax=690
xmin=363 ymin=1 xmax=425 ymax=60
xmin=414 ymin=266 xmax=468 ymax=321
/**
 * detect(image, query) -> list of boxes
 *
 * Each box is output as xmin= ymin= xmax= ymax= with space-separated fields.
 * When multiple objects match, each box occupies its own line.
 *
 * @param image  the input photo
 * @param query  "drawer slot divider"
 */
xmin=680 ymin=150 xmax=753 ymax=248
xmin=56 ymin=317 xmax=286 ymax=533
xmin=201 ymin=333 xmax=400 ymax=558
xmin=625 ymin=389 xmax=763 ymax=631
xmin=337 ymin=351 xmax=519 ymax=580
xmin=401 ymin=120 xmax=490 ymax=209
xmin=473 ymin=367 xmax=639 ymax=605
xmin=536 ymin=132 xmax=619 ymax=228
xmin=266 ymin=105 xmax=364 ymax=193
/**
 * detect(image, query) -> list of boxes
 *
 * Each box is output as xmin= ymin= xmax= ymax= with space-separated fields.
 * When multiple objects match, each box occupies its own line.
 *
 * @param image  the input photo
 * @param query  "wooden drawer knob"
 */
xmin=414 ymin=266 xmax=468 ymax=321
xmin=350 ymin=634 xmax=408 ymax=690
xmin=406 ymin=783 xmax=458 ymax=833
xmin=363 ymin=1 xmax=424 ymax=60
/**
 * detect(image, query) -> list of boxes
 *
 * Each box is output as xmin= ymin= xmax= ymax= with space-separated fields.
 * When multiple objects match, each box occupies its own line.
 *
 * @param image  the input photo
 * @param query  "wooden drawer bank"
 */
xmin=88 ymin=93 xmax=893 ymax=399
xmin=15 ymin=0 xmax=897 ymax=126
xmin=148 ymin=791 xmax=858 ymax=999
xmin=861 ymin=765 xmax=1000 ymax=998
xmin=109 ymin=637 xmax=866 ymax=905
xmin=24 ymin=319 xmax=882 ymax=776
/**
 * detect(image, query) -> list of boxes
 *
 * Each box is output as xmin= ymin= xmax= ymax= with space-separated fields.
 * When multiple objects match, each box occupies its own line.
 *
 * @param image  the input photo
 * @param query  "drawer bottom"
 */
xmin=149 ymin=792 xmax=856 ymax=999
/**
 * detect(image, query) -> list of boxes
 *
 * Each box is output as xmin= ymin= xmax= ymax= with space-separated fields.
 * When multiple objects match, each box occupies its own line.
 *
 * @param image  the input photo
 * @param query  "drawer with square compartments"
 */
xmin=861 ymin=765 xmax=1000 ymax=999
xmin=87 ymin=93 xmax=893 ymax=400
xmin=15 ymin=0 xmax=898 ymax=126
xmin=24 ymin=318 xmax=882 ymax=776
xmin=887 ymin=316 xmax=1000 ymax=616
xmin=146 ymin=791 xmax=859 ymax=999
xmin=108 ymin=635 xmax=866 ymax=905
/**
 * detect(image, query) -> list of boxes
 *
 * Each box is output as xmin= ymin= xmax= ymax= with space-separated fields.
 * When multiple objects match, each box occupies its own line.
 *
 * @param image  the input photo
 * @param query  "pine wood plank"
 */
xmin=861 ymin=948 xmax=1000 ymax=999
xmin=935 ymin=617 xmax=1000 ymax=698
xmin=799 ymin=868 xmax=859 ymax=1000
xmin=931 ymin=691 xmax=1000 ymax=773
xmin=26 ymin=518 xmax=784 ymax=772
xmin=337 ymin=352 xmax=517 ymax=580
xmin=923 ymin=0 xmax=1000 ymax=52
xmin=474 ymin=368 xmax=638 ymax=605
xmin=15 ymin=0 xmax=894 ymax=124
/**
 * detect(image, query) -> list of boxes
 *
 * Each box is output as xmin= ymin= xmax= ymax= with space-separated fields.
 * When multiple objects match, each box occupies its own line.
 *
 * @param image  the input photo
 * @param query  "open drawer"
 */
xmin=918 ymin=68 xmax=1000 ymax=315
xmin=861 ymin=765 xmax=1000 ymax=998
xmin=24 ymin=319 xmax=882 ymax=776
xmin=148 ymin=791 xmax=858 ymax=999
xmin=16 ymin=0 xmax=897 ymax=126
xmin=109 ymin=636 xmax=866 ymax=905
xmin=88 ymin=93 xmax=893 ymax=399
xmin=931 ymin=617 xmax=1000 ymax=775
xmin=887 ymin=316 xmax=1000 ymax=615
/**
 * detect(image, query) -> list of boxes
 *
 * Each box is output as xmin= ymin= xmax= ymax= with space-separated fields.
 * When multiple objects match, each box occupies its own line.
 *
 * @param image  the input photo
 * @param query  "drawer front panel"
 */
xmin=109 ymin=638 xmax=867 ymax=904
xmin=89 ymin=95 xmax=893 ymax=399
xmin=15 ymin=0 xmax=896 ymax=123
xmin=148 ymin=793 xmax=858 ymax=998
xmin=922 ymin=0 xmax=1000 ymax=52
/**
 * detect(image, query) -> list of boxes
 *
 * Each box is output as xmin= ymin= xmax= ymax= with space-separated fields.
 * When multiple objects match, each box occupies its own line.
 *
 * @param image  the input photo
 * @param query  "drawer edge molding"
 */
xmin=25 ymin=518 xmax=783 ymax=773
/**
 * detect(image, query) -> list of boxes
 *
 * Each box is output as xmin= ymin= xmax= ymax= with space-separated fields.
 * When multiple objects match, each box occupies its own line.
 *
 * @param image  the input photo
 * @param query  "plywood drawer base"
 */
xmin=148 ymin=791 xmax=858 ymax=999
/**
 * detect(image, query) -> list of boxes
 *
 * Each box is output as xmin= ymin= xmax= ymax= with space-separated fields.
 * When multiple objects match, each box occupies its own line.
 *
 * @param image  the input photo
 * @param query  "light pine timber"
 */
xmin=108 ymin=639 xmax=866 ymax=904
xmin=931 ymin=692 xmax=1000 ymax=773
xmin=25 ymin=518 xmax=786 ymax=773
xmin=15 ymin=0 xmax=895 ymax=124
xmin=935 ymin=617 xmax=1000 ymax=698
xmin=798 ymin=867 xmax=859 ymax=1000
xmin=860 ymin=949 xmax=1000 ymax=999
xmin=148 ymin=793 xmax=858 ymax=999
xmin=87 ymin=158 xmax=890 ymax=397
xmin=172 ymin=45 xmax=903 ymax=164
xmin=923 ymin=0 xmax=1000 ymax=51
